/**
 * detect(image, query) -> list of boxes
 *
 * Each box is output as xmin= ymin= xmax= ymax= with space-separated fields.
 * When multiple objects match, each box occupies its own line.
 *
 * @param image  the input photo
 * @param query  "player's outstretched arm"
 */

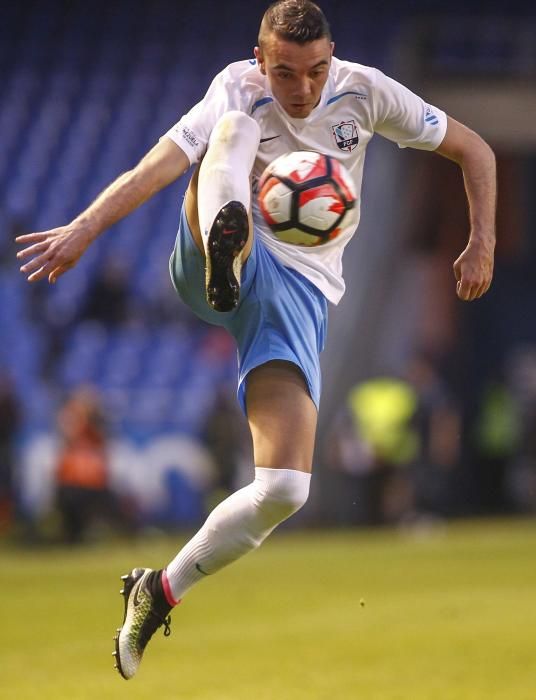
xmin=435 ymin=116 xmax=496 ymax=302
xmin=16 ymin=138 xmax=190 ymax=284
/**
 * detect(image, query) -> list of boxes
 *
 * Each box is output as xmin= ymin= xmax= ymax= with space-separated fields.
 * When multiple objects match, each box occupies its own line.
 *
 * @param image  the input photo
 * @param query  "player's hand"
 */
xmin=453 ymin=237 xmax=494 ymax=301
xmin=16 ymin=224 xmax=92 ymax=283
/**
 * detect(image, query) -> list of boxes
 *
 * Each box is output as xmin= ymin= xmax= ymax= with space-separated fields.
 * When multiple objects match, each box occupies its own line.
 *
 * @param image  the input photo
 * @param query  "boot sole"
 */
xmin=205 ymin=201 xmax=248 ymax=312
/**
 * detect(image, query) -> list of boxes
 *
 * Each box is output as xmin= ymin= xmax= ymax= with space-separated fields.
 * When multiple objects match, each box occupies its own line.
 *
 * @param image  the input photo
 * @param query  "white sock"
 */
xmin=197 ymin=110 xmax=260 ymax=252
xmin=164 ymin=467 xmax=311 ymax=603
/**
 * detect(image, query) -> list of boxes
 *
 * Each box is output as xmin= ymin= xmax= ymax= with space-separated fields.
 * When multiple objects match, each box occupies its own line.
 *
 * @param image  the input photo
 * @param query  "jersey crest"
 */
xmin=332 ymin=120 xmax=359 ymax=152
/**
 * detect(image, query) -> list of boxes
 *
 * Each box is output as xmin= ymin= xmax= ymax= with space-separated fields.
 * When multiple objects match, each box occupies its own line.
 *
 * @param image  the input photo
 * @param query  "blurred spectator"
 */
xmin=406 ymin=352 xmax=461 ymax=517
xmin=327 ymin=375 xmax=419 ymax=525
xmin=324 ymin=405 xmax=376 ymax=525
xmin=473 ymin=374 xmax=520 ymax=512
xmin=504 ymin=347 xmax=536 ymax=512
xmin=82 ymin=260 xmax=130 ymax=326
xmin=326 ymin=353 xmax=461 ymax=525
xmin=0 ymin=374 xmax=21 ymax=532
xmin=54 ymin=386 xmax=120 ymax=542
xmin=203 ymin=384 xmax=251 ymax=498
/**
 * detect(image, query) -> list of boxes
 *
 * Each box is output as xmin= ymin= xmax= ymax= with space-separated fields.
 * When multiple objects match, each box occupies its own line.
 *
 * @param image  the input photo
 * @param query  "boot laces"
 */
xmin=139 ymin=610 xmax=172 ymax=648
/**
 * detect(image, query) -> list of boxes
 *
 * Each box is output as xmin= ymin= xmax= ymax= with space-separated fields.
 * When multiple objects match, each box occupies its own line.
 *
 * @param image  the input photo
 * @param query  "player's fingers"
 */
xmin=474 ymin=281 xmax=488 ymax=299
xmin=456 ymin=280 xmax=471 ymax=301
xmin=20 ymin=251 xmax=54 ymax=275
xmin=27 ymin=263 xmax=54 ymax=282
xmin=16 ymin=241 xmax=50 ymax=260
xmin=474 ymin=277 xmax=492 ymax=300
xmin=462 ymin=280 xmax=477 ymax=301
xmin=19 ymin=253 xmax=49 ymax=275
xmin=27 ymin=255 xmax=72 ymax=282
xmin=469 ymin=285 xmax=481 ymax=301
xmin=471 ymin=278 xmax=489 ymax=300
xmin=49 ymin=263 xmax=72 ymax=283
xmin=15 ymin=232 xmax=50 ymax=244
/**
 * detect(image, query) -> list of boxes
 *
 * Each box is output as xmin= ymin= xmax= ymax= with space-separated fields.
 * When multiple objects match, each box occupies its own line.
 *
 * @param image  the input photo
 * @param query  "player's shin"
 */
xmin=198 ymin=112 xmax=260 ymax=311
xmin=165 ymin=467 xmax=311 ymax=601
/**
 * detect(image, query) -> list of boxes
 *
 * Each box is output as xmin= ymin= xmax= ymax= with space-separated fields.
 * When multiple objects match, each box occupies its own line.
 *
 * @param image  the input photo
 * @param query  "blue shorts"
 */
xmin=169 ymin=206 xmax=328 ymax=414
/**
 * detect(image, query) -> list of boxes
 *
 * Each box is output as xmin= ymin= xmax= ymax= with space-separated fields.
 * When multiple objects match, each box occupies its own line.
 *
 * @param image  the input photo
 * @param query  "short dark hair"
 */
xmin=258 ymin=0 xmax=331 ymax=46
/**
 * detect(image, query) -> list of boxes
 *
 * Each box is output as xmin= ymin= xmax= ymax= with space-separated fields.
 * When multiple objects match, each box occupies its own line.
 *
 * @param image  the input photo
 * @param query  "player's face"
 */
xmin=255 ymin=34 xmax=333 ymax=119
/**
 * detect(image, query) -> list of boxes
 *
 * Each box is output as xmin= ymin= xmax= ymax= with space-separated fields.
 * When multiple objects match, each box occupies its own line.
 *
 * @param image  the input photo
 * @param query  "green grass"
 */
xmin=2 ymin=519 xmax=536 ymax=699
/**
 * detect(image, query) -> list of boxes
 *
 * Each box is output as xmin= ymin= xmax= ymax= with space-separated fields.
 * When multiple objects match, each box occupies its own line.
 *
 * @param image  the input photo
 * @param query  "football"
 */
xmin=257 ymin=151 xmax=357 ymax=247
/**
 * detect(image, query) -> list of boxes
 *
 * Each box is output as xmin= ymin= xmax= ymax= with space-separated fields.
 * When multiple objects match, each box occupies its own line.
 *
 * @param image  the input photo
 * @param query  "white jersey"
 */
xmin=164 ymin=57 xmax=447 ymax=304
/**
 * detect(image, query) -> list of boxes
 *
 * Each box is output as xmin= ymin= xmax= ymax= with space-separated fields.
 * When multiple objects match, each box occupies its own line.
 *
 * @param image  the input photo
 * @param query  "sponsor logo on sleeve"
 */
xmin=332 ymin=120 xmax=359 ymax=152
xmin=424 ymin=106 xmax=439 ymax=126
xmin=182 ymin=126 xmax=199 ymax=149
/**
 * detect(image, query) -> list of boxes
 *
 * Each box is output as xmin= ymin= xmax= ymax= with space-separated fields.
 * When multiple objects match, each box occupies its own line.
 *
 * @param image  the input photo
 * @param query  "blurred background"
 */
xmin=1 ymin=0 xmax=535 ymax=543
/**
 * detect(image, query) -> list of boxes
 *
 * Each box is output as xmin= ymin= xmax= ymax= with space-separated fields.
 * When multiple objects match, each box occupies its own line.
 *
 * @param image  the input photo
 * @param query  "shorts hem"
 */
xmin=237 ymin=353 xmax=320 ymax=416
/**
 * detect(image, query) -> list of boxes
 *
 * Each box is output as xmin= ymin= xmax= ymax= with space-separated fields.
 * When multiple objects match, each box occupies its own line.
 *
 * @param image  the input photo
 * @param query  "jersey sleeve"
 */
xmin=371 ymin=69 xmax=447 ymax=150
xmin=162 ymin=68 xmax=243 ymax=166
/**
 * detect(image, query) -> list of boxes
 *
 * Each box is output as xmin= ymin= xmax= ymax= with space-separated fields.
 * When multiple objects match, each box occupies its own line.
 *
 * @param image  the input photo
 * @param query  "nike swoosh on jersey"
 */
xmin=260 ymin=135 xmax=281 ymax=143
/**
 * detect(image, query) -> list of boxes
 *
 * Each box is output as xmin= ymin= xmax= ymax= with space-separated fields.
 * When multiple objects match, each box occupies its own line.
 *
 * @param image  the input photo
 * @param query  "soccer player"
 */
xmin=16 ymin=0 xmax=496 ymax=680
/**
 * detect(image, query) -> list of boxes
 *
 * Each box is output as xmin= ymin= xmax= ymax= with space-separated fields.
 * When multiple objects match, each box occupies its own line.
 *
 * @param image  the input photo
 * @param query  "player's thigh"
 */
xmin=184 ymin=162 xmax=255 ymax=260
xmin=245 ymin=360 xmax=317 ymax=473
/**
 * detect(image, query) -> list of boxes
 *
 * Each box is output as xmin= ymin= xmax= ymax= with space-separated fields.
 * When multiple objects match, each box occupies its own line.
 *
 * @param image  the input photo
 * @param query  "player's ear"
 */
xmin=254 ymin=46 xmax=266 ymax=74
xmin=330 ymin=41 xmax=335 ymax=57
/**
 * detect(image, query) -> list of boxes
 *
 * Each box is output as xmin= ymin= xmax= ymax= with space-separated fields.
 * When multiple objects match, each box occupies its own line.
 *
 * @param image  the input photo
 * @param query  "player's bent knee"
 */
xmin=211 ymin=110 xmax=261 ymax=148
xmin=254 ymin=468 xmax=310 ymax=523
